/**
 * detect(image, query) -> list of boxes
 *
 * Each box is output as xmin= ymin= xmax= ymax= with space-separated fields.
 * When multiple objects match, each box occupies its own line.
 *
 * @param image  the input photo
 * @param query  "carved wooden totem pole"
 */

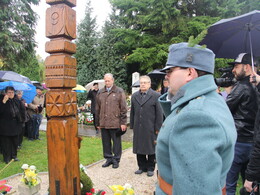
xmin=45 ymin=0 xmax=81 ymax=194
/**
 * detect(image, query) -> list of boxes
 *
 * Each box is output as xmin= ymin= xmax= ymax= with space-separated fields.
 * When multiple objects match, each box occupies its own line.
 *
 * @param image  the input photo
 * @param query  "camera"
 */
xmin=215 ymin=67 xmax=236 ymax=87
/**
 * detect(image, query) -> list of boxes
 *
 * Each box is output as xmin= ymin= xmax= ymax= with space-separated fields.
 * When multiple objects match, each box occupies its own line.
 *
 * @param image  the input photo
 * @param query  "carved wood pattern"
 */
xmin=46 ymin=90 xmax=77 ymax=116
xmin=46 ymin=4 xmax=76 ymax=39
xmin=45 ymin=0 xmax=80 ymax=194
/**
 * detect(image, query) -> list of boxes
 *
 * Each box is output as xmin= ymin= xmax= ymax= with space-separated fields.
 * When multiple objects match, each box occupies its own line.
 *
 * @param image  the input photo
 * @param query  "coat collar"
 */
xmin=135 ymin=88 xmax=152 ymax=105
xmin=159 ymin=75 xmax=217 ymax=116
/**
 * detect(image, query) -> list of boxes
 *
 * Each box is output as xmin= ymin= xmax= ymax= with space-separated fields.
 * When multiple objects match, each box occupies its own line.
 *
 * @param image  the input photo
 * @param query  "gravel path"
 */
xmin=5 ymin=148 xmax=157 ymax=195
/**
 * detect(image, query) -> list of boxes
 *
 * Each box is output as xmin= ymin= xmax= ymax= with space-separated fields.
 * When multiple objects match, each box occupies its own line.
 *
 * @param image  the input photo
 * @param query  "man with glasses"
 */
xmin=156 ymin=42 xmax=237 ymax=194
xmin=130 ymin=75 xmax=163 ymax=177
xmin=225 ymin=53 xmax=258 ymax=195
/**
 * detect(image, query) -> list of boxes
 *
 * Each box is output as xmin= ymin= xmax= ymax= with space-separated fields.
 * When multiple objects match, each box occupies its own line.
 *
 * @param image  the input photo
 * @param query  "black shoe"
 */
xmin=13 ymin=158 xmax=19 ymax=161
xmin=4 ymin=159 xmax=11 ymax=164
xmin=28 ymin=138 xmax=34 ymax=141
xmin=112 ymin=162 xmax=119 ymax=169
xmin=36 ymin=138 xmax=41 ymax=140
xmin=102 ymin=160 xmax=113 ymax=167
xmin=147 ymin=171 xmax=154 ymax=177
xmin=134 ymin=169 xmax=143 ymax=174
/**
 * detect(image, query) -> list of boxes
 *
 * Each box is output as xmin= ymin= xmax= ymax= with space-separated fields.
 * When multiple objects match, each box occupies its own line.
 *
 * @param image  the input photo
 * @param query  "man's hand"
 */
xmin=250 ymin=72 xmax=260 ymax=85
xmin=121 ymin=125 xmax=127 ymax=131
xmin=97 ymin=126 xmax=101 ymax=130
xmin=244 ymin=179 xmax=254 ymax=192
xmin=2 ymin=95 xmax=9 ymax=104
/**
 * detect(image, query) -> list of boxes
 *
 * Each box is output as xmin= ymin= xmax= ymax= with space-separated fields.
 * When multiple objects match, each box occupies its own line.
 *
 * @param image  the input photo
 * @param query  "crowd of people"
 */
xmin=91 ymin=43 xmax=259 ymax=195
xmin=0 ymin=41 xmax=260 ymax=194
xmin=0 ymin=85 xmax=45 ymax=164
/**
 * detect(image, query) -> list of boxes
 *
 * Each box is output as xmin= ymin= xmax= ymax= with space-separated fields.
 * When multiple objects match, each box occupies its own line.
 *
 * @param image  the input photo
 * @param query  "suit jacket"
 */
xmin=130 ymin=88 xmax=163 ymax=155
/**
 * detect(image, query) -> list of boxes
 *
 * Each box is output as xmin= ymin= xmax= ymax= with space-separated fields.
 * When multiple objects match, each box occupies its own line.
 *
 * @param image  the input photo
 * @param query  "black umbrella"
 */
xmin=132 ymin=80 xmax=140 ymax=87
xmin=0 ymin=71 xmax=32 ymax=84
xmin=147 ymin=69 xmax=166 ymax=79
xmin=200 ymin=10 xmax=260 ymax=64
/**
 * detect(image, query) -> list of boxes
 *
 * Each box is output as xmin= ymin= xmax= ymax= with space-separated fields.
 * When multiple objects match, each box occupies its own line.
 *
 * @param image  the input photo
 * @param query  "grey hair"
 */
xmin=140 ymin=75 xmax=151 ymax=83
xmin=16 ymin=90 xmax=23 ymax=95
xmin=104 ymin=73 xmax=114 ymax=80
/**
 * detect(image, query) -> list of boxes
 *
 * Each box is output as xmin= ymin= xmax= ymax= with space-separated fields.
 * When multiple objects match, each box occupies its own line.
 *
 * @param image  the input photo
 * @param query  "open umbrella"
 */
xmin=132 ymin=80 xmax=140 ymax=87
xmin=85 ymin=80 xmax=105 ymax=91
xmin=147 ymin=69 xmax=166 ymax=79
xmin=0 ymin=81 xmax=36 ymax=103
xmin=0 ymin=71 xmax=32 ymax=84
xmin=72 ymin=84 xmax=86 ymax=93
xmin=200 ymin=10 xmax=260 ymax=64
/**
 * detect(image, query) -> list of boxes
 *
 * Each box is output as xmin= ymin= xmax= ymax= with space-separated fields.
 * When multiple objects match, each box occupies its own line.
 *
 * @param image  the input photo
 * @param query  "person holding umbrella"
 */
xmin=244 ymin=72 xmax=260 ymax=193
xmin=0 ymin=86 xmax=26 ymax=163
xmin=225 ymin=53 xmax=258 ymax=195
xmin=87 ymin=82 xmax=99 ymax=134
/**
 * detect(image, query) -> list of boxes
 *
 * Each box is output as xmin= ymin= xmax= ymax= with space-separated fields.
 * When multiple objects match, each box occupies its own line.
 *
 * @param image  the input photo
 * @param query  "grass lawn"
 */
xmin=0 ymin=131 xmax=132 ymax=180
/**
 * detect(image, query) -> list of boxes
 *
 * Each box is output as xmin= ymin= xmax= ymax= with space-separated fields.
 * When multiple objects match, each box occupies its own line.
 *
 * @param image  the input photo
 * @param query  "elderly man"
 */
xmin=130 ymin=75 xmax=163 ymax=177
xmin=156 ymin=42 xmax=237 ymax=194
xmin=96 ymin=73 xmax=127 ymax=169
xmin=225 ymin=53 xmax=258 ymax=195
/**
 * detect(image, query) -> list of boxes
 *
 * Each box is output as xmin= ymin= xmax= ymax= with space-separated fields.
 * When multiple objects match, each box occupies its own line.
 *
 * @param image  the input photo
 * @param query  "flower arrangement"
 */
xmin=21 ymin=164 xmax=40 ymax=187
xmin=0 ymin=180 xmax=12 ymax=194
xmin=86 ymin=188 xmax=106 ymax=195
xmin=78 ymin=112 xmax=94 ymax=125
xmin=109 ymin=183 xmax=135 ymax=195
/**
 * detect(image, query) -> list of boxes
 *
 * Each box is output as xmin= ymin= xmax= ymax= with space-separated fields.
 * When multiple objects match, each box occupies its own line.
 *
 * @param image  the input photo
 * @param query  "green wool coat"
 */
xmin=156 ymin=75 xmax=237 ymax=195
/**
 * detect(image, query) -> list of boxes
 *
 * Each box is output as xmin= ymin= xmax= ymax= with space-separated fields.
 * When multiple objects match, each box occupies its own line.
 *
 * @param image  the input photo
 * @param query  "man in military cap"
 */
xmin=156 ymin=42 xmax=237 ymax=194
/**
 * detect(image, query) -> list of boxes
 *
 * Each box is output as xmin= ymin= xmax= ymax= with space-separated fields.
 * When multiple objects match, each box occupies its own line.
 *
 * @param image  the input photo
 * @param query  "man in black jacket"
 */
xmin=87 ymin=83 xmax=99 ymax=134
xmin=226 ymin=53 xmax=258 ymax=195
xmin=244 ymin=72 xmax=260 ymax=193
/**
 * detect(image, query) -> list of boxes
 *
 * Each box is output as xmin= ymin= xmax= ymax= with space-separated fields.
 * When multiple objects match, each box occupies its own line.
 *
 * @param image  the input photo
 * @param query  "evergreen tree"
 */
xmin=75 ymin=0 xmax=98 ymax=105
xmin=0 ymin=0 xmax=40 ymax=79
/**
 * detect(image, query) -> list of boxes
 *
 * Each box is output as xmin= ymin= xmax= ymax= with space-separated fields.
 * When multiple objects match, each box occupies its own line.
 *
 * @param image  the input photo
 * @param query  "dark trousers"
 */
xmin=27 ymin=118 xmax=34 ymax=139
xmin=18 ymin=125 xmax=25 ymax=146
xmin=92 ymin=114 xmax=97 ymax=130
xmin=226 ymin=142 xmax=253 ymax=195
xmin=32 ymin=114 xmax=42 ymax=139
xmin=101 ymin=128 xmax=122 ymax=162
xmin=0 ymin=135 xmax=19 ymax=163
xmin=137 ymin=154 xmax=155 ymax=172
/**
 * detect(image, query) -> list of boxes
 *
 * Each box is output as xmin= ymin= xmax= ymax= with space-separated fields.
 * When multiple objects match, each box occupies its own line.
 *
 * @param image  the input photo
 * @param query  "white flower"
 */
xmin=123 ymin=183 xmax=132 ymax=189
xmin=21 ymin=164 xmax=29 ymax=169
xmin=29 ymin=165 xmax=36 ymax=171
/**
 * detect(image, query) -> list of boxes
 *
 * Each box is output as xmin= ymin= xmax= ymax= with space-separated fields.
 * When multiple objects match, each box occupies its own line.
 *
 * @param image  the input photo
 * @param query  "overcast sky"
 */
xmin=32 ymin=0 xmax=111 ymax=59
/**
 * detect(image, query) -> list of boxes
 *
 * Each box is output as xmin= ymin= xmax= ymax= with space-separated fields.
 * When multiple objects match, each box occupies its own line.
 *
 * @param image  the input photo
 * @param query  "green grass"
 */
xmin=0 ymin=131 xmax=132 ymax=179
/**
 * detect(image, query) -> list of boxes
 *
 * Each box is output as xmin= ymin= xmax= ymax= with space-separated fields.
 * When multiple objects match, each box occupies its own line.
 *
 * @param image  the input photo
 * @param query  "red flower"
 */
xmin=90 ymin=188 xmax=95 ymax=193
xmin=86 ymin=193 xmax=92 ymax=195
xmin=101 ymin=191 xmax=106 ymax=195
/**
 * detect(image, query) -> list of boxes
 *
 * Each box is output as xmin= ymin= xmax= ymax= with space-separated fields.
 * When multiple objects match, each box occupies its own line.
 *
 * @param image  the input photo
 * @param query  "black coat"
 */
xmin=245 ymin=83 xmax=260 ymax=181
xmin=226 ymin=76 xmax=258 ymax=143
xmin=130 ymin=88 xmax=163 ymax=155
xmin=87 ymin=89 xmax=98 ymax=114
xmin=0 ymin=95 xmax=25 ymax=136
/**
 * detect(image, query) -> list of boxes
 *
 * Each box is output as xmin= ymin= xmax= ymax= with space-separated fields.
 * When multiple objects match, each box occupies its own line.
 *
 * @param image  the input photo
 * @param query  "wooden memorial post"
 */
xmin=45 ymin=0 xmax=81 ymax=194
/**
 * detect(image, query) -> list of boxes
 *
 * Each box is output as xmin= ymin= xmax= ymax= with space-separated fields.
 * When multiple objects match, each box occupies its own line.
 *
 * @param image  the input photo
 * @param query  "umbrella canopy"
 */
xmin=0 ymin=81 xmax=36 ymax=103
xmin=0 ymin=71 xmax=32 ymax=84
xmin=147 ymin=69 xmax=166 ymax=79
xmin=200 ymin=10 xmax=260 ymax=59
xmin=72 ymin=84 xmax=87 ymax=93
xmin=85 ymin=80 xmax=105 ymax=91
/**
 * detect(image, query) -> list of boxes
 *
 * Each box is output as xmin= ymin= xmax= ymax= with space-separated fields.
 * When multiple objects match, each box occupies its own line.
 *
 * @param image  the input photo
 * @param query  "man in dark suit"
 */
xmin=130 ymin=75 xmax=163 ymax=177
